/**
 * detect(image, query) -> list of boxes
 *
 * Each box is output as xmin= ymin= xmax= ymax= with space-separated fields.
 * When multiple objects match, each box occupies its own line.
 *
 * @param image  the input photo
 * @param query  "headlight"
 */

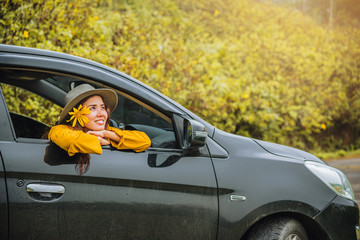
xmin=305 ymin=161 xmax=355 ymax=201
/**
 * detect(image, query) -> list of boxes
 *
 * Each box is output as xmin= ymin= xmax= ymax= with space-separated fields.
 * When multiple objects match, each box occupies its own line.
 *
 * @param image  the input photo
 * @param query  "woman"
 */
xmin=47 ymin=84 xmax=151 ymax=174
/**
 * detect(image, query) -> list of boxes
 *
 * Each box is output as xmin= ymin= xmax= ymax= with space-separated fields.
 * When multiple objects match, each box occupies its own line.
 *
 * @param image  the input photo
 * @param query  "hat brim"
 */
xmin=59 ymin=88 xmax=118 ymax=124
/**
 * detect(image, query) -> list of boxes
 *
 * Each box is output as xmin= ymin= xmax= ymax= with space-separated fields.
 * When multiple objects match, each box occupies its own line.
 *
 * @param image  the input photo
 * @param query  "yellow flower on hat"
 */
xmin=66 ymin=104 xmax=91 ymax=127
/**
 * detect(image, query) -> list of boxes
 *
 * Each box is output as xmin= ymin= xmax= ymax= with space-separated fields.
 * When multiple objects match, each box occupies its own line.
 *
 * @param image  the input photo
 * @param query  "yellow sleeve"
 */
xmin=108 ymin=126 xmax=151 ymax=152
xmin=48 ymin=125 xmax=102 ymax=156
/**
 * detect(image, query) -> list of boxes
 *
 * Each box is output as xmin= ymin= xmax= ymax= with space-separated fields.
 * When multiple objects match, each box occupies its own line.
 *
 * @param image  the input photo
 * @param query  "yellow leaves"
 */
xmin=248 ymin=115 xmax=254 ymax=124
xmin=338 ymin=91 xmax=346 ymax=100
xmin=2 ymin=0 xmax=359 ymax=152
xmin=242 ymin=93 xmax=249 ymax=99
xmin=288 ymin=110 xmax=297 ymax=120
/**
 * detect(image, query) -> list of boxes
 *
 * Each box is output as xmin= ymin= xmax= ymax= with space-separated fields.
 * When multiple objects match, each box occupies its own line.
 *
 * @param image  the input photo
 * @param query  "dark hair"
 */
xmin=44 ymin=95 xmax=111 ymax=175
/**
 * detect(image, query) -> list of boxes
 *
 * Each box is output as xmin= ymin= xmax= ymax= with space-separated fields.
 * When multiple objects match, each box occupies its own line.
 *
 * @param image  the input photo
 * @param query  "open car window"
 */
xmin=0 ymin=69 xmax=178 ymax=149
xmin=0 ymin=83 xmax=60 ymax=139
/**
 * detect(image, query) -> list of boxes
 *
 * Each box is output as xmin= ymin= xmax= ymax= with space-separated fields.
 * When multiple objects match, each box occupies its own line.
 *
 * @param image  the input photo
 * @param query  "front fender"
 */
xmin=211 ymin=129 xmax=337 ymax=239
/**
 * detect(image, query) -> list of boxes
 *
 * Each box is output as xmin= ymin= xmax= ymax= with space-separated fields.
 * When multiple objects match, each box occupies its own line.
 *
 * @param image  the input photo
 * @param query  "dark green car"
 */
xmin=0 ymin=45 xmax=359 ymax=240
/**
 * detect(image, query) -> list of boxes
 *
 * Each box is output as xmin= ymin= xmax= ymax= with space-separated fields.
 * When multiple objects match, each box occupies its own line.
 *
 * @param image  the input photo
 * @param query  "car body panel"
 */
xmin=0 ymin=153 xmax=8 ymax=240
xmin=0 ymin=45 xmax=359 ymax=240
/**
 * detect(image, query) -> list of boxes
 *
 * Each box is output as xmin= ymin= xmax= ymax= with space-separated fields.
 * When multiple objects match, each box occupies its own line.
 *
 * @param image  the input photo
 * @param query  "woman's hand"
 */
xmin=87 ymin=130 xmax=106 ymax=138
xmin=97 ymin=136 xmax=110 ymax=145
xmin=87 ymin=130 xmax=109 ymax=145
xmin=87 ymin=130 xmax=121 ymax=144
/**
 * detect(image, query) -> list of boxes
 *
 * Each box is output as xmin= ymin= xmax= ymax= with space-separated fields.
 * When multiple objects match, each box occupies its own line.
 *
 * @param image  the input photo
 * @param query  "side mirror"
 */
xmin=183 ymin=119 xmax=207 ymax=150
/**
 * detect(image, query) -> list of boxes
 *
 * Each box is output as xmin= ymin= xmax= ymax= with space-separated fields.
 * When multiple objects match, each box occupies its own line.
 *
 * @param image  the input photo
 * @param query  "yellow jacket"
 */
xmin=48 ymin=125 xmax=151 ymax=156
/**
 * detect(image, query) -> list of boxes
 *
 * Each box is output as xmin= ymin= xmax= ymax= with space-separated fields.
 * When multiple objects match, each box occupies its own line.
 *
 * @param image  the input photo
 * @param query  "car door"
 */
xmin=0 ymin=74 xmax=218 ymax=240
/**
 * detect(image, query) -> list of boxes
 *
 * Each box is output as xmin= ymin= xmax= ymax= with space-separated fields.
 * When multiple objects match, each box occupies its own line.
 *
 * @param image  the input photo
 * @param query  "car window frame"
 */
xmin=0 ymin=84 xmax=15 ymax=142
xmin=0 ymin=84 xmax=52 ymax=144
xmin=0 ymin=68 xmax=181 ymax=150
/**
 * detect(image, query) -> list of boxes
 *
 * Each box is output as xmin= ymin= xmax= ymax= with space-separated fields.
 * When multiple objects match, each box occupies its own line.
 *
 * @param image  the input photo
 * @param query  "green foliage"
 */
xmin=1 ymin=0 xmax=359 ymax=153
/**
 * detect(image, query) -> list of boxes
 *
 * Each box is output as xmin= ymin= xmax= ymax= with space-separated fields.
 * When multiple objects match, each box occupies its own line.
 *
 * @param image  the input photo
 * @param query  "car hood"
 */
xmin=253 ymin=139 xmax=323 ymax=163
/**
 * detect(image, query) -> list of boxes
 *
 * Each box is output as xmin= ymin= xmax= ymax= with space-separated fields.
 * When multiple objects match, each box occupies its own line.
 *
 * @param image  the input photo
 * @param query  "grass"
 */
xmin=312 ymin=149 xmax=360 ymax=162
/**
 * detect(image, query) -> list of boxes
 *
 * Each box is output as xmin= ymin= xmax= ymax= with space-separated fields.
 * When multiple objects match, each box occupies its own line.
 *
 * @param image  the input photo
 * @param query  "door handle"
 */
xmin=26 ymin=183 xmax=65 ymax=201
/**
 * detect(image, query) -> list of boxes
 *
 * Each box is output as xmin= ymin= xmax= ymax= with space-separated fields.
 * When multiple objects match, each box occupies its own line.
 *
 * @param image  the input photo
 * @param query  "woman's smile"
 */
xmin=95 ymin=119 xmax=105 ymax=125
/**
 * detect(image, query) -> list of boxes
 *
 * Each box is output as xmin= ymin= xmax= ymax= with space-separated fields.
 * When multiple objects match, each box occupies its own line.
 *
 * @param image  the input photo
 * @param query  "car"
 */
xmin=0 ymin=44 xmax=358 ymax=240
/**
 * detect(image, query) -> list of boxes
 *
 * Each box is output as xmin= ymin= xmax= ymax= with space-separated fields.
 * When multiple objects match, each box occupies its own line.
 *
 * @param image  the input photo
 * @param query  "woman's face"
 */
xmin=83 ymin=95 xmax=108 ymax=131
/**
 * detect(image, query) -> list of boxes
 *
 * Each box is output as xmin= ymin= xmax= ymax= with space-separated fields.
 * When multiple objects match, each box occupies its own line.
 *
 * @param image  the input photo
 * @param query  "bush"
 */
xmin=1 ymin=0 xmax=359 ymax=153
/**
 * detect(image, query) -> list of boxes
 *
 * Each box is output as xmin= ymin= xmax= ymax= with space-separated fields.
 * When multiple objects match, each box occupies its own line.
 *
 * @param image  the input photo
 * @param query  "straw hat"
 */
xmin=59 ymin=84 xmax=118 ymax=123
